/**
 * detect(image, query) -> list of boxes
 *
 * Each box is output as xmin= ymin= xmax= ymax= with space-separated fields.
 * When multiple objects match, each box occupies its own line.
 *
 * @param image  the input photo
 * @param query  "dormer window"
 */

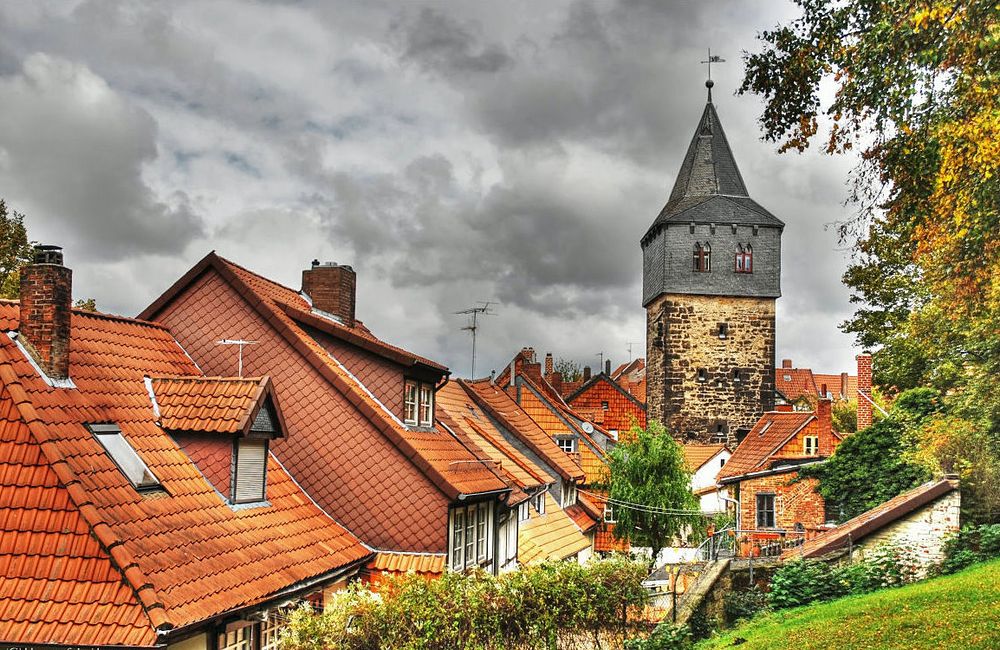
xmin=88 ymin=423 xmax=161 ymax=491
xmin=693 ymin=242 xmax=711 ymax=272
xmin=561 ymin=480 xmax=578 ymax=508
xmin=233 ymin=438 xmax=268 ymax=503
xmin=404 ymin=379 xmax=435 ymax=426
xmin=735 ymin=244 xmax=753 ymax=273
xmin=557 ymin=437 xmax=577 ymax=454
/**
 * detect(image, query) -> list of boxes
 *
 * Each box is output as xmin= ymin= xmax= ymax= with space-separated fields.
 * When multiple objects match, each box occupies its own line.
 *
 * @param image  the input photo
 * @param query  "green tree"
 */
xmin=554 ymin=357 xmax=583 ymax=382
xmin=832 ymin=399 xmax=858 ymax=434
xmin=740 ymin=1 xmax=1000 ymax=437
xmin=0 ymin=200 xmax=34 ymax=299
xmin=802 ymin=388 xmax=938 ymax=522
xmin=606 ymin=420 xmax=701 ymax=564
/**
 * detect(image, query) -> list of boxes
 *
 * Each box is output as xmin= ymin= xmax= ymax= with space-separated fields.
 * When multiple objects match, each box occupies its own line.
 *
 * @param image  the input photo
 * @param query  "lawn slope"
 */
xmin=699 ymin=559 xmax=1000 ymax=650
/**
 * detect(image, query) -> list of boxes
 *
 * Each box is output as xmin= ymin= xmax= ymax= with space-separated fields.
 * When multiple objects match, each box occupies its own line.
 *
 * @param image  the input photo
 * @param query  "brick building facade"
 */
xmin=642 ymin=81 xmax=783 ymax=444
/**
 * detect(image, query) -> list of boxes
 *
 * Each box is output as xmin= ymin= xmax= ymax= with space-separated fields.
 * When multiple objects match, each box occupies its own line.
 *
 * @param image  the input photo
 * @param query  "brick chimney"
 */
xmin=816 ymin=397 xmax=833 ymax=449
xmin=583 ymin=366 xmax=591 ymax=382
xmin=857 ymin=353 xmax=873 ymax=430
xmin=301 ymin=260 xmax=356 ymax=328
xmin=19 ymin=245 xmax=72 ymax=380
xmin=781 ymin=359 xmax=793 ymax=369
xmin=605 ymin=359 xmax=611 ymax=375
xmin=544 ymin=352 xmax=553 ymax=376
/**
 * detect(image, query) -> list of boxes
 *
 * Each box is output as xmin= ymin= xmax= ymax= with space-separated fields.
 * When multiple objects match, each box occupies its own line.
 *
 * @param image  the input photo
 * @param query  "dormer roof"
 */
xmin=643 ymin=92 xmax=784 ymax=244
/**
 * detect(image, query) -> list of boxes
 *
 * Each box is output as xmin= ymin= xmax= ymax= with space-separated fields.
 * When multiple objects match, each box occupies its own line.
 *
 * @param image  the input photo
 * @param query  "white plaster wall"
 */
xmin=856 ymin=490 xmax=961 ymax=576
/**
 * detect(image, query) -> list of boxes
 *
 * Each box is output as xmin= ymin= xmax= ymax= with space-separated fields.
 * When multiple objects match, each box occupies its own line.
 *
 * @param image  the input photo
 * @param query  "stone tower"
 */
xmin=642 ymin=81 xmax=783 ymax=444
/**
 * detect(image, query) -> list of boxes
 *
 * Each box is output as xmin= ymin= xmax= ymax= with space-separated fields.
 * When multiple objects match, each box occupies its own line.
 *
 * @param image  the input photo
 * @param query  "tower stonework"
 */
xmin=642 ymin=82 xmax=783 ymax=444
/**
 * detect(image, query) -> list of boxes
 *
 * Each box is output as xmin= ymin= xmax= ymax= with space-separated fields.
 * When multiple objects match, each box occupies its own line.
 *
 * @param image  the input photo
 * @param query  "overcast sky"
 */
xmin=0 ymin=0 xmax=863 ymax=379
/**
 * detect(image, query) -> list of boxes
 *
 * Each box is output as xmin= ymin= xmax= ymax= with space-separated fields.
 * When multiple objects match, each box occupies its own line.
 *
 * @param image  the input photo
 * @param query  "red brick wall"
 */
xmin=153 ymin=269 xmax=450 ymax=552
xmin=566 ymin=377 xmax=646 ymax=432
xmin=857 ymin=353 xmax=873 ymax=430
xmin=738 ymin=472 xmax=827 ymax=531
xmin=19 ymin=262 xmax=72 ymax=379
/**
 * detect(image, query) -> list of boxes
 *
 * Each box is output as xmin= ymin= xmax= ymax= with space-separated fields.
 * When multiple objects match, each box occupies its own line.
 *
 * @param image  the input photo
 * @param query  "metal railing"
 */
xmin=700 ymin=527 xmax=808 ymax=560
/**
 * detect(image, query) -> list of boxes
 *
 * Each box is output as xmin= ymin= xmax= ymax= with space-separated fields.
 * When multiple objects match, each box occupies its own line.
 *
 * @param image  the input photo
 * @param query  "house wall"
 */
xmin=168 ymin=632 xmax=208 ymax=650
xmin=153 ymin=269 xmax=450 ymax=552
xmin=646 ymin=293 xmax=776 ymax=444
xmin=856 ymin=489 xmax=961 ymax=575
xmin=771 ymin=414 xmax=839 ymax=461
xmin=738 ymin=472 xmax=826 ymax=531
xmin=691 ymin=451 xmax=730 ymax=492
xmin=566 ymin=377 xmax=647 ymax=432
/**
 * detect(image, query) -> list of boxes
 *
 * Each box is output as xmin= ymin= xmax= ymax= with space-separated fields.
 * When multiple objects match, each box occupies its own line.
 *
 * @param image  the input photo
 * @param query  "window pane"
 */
xmin=477 ymin=503 xmax=487 ymax=561
xmin=91 ymin=425 xmax=160 ymax=490
xmin=465 ymin=507 xmax=476 ymax=565
xmin=218 ymin=626 xmax=252 ymax=650
xmin=419 ymin=384 xmax=433 ymax=426
xmin=452 ymin=510 xmax=465 ymax=570
xmin=404 ymin=381 xmax=418 ymax=424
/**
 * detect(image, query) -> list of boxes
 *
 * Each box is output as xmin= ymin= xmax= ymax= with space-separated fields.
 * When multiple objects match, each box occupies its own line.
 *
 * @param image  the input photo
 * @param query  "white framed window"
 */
xmin=556 ymin=437 xmax=577 ymax=454
xmin=419 ymin=384 xmax=434 ymax=426
xmin=532 ymin=492 xmax=546 ymax=515
xmin=518 ymin=501 xmax=530 ymax=521
xmin=219 ymin=624 xmax=253 ymax=650
xmin=450 ymin=502 xmax=494 ymax=572
xmin=260 ymin=612 xmax=284 ymax=650
xmin=404 ymin=380 xmax=419 ymax=425
xmin=233 ymin=438 xmax=268 ymax=504
xmin=804 ymin=435 xmax=819 ymax=456
xmin=88 ymin=423 xmax=160 ymax=491
xmin=603 ymin=504 xmax=616 ymax=523
xmin=561 ymin=480 xmax=577 ymax=508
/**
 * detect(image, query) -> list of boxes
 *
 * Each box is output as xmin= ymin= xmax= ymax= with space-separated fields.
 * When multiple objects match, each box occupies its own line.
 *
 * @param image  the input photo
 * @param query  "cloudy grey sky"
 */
xmin=0 ymin=0 xmax=862 ymax=378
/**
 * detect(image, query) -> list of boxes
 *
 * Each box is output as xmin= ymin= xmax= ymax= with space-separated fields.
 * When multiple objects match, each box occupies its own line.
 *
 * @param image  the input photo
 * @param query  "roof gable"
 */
xmin=150 ymin=375 xmax=285 ymax=437
xmin=717 ymin=411 xmax=814 ymax=482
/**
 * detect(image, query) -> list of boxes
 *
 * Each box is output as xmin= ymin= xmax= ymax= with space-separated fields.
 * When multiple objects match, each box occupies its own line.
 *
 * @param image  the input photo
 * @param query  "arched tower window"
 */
xmin=693 ymin=242 xmax=711 ymax=272
xmin=735 ymin=243 xmax=753 ymax=273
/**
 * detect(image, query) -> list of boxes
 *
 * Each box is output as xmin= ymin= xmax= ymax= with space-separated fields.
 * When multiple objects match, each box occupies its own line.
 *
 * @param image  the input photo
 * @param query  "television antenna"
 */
xmin=626 ymin=341 xmax=639 ymax=362
xmin=216 ymin=339 xmax=257 ymax=378
xmin=455 ymin=302 xmax=495 ymax=379
xmin=596 ymin=351 xmax=605 ymax=373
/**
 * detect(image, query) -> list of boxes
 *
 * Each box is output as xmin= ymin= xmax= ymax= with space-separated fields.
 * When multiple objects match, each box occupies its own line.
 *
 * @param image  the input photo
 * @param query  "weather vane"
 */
xmin=700 ymin=49 xmax=725 ymax=100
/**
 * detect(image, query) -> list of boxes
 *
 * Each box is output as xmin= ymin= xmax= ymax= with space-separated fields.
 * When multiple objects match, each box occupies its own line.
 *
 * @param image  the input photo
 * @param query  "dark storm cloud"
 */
xmin=0 ymin=0 xmax=861 ymax=375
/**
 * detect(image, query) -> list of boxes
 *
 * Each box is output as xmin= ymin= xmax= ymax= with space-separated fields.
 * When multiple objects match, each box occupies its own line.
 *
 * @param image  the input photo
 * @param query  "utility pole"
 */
xmin=455 ymin=302 xmax=495 ymax=379
xmin=216 ymin=339 xmax=258 ymax=378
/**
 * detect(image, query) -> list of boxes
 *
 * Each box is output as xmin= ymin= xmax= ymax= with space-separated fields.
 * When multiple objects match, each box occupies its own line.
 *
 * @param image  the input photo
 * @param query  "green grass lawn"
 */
xmin=698 ymin=558 xmax=1000 ymax=650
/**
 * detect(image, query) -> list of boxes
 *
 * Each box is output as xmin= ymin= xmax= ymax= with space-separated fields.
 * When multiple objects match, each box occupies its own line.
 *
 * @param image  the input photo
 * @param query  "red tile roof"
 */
xmin=786 ymin=479 xmax=959 ymax=560
xmin=150 ymin=375 xmax=282 ymax=435
xmin=565 ymin=374 xmax=647 ymax=431
xmin=464 ymin=380 xmax=585 ymax=482
xmin=776 ymin=368 xmax=819 ymax=401
xmin=364 ymin=552 xmax=446 ymax=580
xmin=141 ymin=253 xmax=508 ymax=502
xmin=717 ymin=412 xmax=814 ymax=482
xmin=0 ymin=302 xmax=371 ymax=647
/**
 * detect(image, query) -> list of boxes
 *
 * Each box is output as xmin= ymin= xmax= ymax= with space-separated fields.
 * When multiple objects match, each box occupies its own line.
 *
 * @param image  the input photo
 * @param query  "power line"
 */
xmin=579 ymin=489 xmax=706 ymax=516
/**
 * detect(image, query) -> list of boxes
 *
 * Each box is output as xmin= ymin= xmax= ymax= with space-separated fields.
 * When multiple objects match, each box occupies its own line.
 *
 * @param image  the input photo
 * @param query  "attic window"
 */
xmin=759 ymin=421 xmax=773 ymax=435
xmin=601 ymin=400 xmax=609 ymax=410
xmin=404 ymin=379 xmax=435 ymax=427
xmin=783 ymin=374 xmax=792 ymax=382
xmin=232 ymin=438 xmax=268 ymax=504
xmin=88 ymin=424 xmax=160 ymax=491
xmin=557 ymin=437 xmax=577 ymax=454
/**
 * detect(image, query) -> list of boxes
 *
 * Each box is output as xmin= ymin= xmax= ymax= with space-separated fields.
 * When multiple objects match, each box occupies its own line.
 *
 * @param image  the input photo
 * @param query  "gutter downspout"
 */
xmin=719 ymin=491 xmax=740 ymax=531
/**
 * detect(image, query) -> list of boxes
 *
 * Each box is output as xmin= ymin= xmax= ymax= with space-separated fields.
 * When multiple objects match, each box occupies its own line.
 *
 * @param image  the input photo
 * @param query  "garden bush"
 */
xmin=769 ymin=545 xmax=919 ymax=610
xmin=283 ymin=556 xmax=654 ymax=650
xmin=722 ymin=586 xmax=769 ymax=624
xmin=939 ymin=524 xmax=1000 ymax=575
xmin=624 ymin=623 xmax=692 ymax=650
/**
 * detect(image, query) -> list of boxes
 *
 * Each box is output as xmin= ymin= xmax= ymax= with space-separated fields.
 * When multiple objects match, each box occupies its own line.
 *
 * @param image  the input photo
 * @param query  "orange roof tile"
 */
xmin=565 ymin=374 xmax=647 ymax=432
xmin=365 ymin=551 xmax=446 ymax=578
xmin=464 ymin=381 xmax=585 ymax=482
xmin=682 ymin=444 xmax=729 ymax=472
xmin=0 ymin=303 xmax=371 ymax=646
xmin=717 ymin=412 xmax=814 ymax=482
xmin=150 ymin=376 xmax=280 ymax=435
xmin=142 ymin=253 xmax=508 ymax=503
xmin=776 ymin=368 xmax=819 ymax=401
xmin=595 ymin=525 xmax=630 ymax=553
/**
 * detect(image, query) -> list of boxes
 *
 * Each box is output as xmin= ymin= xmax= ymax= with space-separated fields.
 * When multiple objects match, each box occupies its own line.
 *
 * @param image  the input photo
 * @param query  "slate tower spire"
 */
xmin=642 ymin=81 xmax=783 ymax=444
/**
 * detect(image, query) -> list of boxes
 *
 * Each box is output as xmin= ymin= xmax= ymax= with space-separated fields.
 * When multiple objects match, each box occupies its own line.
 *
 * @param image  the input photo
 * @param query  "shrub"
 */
xmin=283 ymin=556 xmax=653 ymax=650
xmin=768 ymin=559 xmax=841 ymax=609
xmin=722 ymin=586 xmax=769 ymax=624
xmin=939 ymin=524 xmax=1000 ymax=575
xmin=624 ymin=623 xmax=693 ymax=650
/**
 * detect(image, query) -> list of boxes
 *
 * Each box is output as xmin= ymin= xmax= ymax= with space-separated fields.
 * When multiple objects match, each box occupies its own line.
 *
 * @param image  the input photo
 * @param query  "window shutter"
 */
xmin=234 ymin=439 xmax=267 ymax=503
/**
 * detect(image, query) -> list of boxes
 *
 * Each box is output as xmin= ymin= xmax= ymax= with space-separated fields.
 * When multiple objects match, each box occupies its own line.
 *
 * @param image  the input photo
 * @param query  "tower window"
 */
xmin=693 ymin=242 xmax=711 ymax=272
xmin=735 ymin=244 xmax=753 ymax=273
xmin=697 ymin=368 xmax=708 ymax=382
xmin=718 ymin=322 xmax=729 ymax=339
xmin=732 ymin=368 xmax=742 ymax=383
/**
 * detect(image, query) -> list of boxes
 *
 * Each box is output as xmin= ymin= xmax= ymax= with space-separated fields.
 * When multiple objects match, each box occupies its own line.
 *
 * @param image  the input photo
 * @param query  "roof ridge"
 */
xmin=0 ymin=342 xmax=171 ymax=632
xmin=1 ymin=297 xmax=177 ymax=331
xmin=214 ymin=253 xmax=304 ymax=300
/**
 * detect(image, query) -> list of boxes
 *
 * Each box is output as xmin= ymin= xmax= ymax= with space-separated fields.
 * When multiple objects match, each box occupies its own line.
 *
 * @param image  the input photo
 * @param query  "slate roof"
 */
xmin=643 ymin=97 xmax=784 ymax=242
xmin=149 ymin=376 xmax=282 ymax=435
xmin=786 ymin=479 xmax=960 ymax=560
xmin=717 ymin=411 xmax=815 ymax=482
xmin=0 ymin=301 xmax=371 ymax=647
xmin=141 ymin=253 xmax=508 ymax=503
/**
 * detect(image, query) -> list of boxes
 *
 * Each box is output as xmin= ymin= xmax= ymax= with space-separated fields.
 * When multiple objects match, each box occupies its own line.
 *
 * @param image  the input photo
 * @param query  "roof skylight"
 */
xmin=88 ymin=423 xmax=161 ymax=490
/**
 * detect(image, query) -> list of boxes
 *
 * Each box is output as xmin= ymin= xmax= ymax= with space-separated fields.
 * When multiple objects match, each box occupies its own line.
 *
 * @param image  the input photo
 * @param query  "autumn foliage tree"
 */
xmin=742 ymin=1 xmax=1000 ymax=521
xmin=0 ymin=200 xmax=34 ymax=300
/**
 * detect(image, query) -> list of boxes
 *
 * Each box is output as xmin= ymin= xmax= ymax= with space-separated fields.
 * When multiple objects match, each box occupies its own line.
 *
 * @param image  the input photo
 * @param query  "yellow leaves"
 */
xmin=911 ymin=2 xmax=967 ymax=32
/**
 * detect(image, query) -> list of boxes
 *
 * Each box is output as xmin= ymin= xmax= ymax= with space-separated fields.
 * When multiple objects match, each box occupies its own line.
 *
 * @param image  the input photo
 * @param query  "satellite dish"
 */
xmin=581 ymin=422 xmax=594 ymax=434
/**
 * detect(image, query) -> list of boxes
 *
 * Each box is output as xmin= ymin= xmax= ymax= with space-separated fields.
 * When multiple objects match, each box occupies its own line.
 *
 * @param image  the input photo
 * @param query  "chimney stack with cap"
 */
xmin=857 ymin=353 xmax=873 ymax=430
xmin=302 ymin=260 xmax=356 ymax=328
xmin=544 ymin=352 xmax=553 ymax=376
xmin=781 ymin=359 xmax=793 ymax=369
xmin=19 ymin=245 xmax=72 ymax=380
xmin=583 ymin=366 xmax=591 ymax=382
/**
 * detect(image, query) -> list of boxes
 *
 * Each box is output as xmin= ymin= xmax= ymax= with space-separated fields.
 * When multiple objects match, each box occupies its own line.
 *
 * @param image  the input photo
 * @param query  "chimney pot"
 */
xmin=302 ymin=260 xmax=356 ymax=327
xmin=19 ymin=245 xmax=72 ymax=380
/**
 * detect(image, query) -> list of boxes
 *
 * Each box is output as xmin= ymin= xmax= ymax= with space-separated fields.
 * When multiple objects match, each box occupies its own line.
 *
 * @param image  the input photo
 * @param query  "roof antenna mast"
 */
xmin=455 ymin=302 xmax=495 ymax=379
xmin=700 ymin=48 xmax=725 ymax=101
xmin=216 ymin=339 xmax=258 ymax=378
